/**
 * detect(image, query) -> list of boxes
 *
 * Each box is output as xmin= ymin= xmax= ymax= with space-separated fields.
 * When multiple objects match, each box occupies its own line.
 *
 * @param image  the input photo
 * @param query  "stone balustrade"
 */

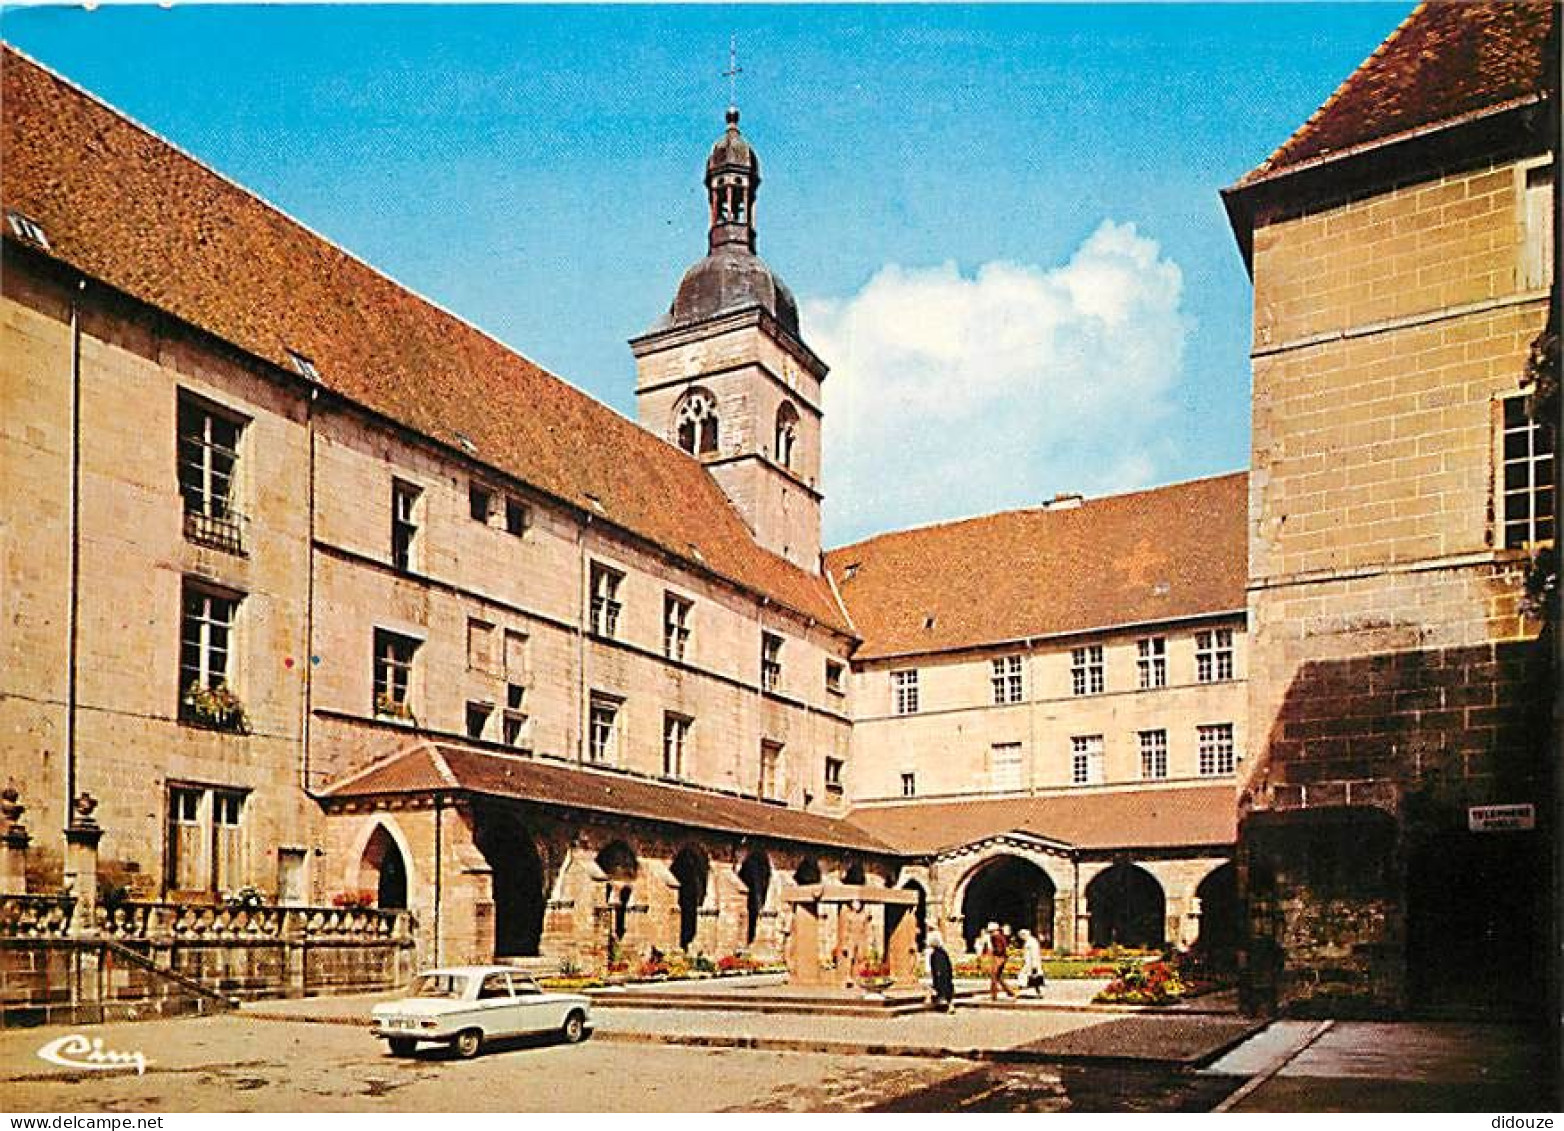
xmin=77 ymin=900 xmax=408 ymax=943
xmin=0 ymin=894 xmax=76 ymax=938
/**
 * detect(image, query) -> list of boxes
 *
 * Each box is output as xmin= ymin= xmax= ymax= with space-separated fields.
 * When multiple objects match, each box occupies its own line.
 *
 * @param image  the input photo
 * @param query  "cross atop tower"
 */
xmin=723 ymin=35 xmax=742 ymax=109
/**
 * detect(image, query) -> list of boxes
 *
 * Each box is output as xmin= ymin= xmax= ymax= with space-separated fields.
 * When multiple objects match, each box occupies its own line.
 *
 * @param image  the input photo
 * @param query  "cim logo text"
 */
xmin=36 ymin=1033 xmax=148 ymax=1075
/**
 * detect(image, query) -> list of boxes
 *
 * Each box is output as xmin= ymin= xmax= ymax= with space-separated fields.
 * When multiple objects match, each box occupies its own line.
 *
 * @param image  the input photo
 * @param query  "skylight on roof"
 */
xmin=453 ymin=430 xmax=479 ymax=456
xmin=5 ymin=210 xmax=50 ymax=250
xmin=285 ymin=349 xmax=321 ymax=382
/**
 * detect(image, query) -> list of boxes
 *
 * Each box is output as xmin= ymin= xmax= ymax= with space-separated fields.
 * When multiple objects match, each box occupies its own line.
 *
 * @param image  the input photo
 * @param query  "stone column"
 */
xmin=63 ymin=793 xmax=103 ymax=937
xmin=0 ymin=786 xmax=31 ymax=895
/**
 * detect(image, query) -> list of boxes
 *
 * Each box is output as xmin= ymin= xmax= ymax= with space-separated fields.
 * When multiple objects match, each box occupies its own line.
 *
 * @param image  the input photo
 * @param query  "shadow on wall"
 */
xmin=1238 ymin=634 xmax=1555 ymax=1020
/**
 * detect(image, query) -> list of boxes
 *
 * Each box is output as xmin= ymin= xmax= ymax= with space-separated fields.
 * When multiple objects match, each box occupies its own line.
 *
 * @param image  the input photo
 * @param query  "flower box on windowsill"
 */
xmin=374 ymin=695 xmax=417 ymax=726
xmin=180 ymin=682 xmax=250 ymax=734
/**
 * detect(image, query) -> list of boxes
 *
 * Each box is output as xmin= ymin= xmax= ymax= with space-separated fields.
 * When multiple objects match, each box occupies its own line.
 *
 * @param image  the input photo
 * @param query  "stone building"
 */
xmin=0 ymin=43 xmax=1252 ymax=976
xmin=1222 ymin=0 xmax=1557 ymax=1017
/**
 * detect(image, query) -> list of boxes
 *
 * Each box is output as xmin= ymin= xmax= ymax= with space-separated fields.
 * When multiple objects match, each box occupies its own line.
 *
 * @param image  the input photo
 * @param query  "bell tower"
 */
xmin=631 ymin=107 xmax=828 ymax=572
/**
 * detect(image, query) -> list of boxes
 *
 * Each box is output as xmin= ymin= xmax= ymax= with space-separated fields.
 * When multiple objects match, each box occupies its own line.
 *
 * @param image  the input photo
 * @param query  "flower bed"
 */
xmin=1092 ymin=960 xmax=1185 ymax=1005
xmin=952 ymin=954 xmax=1138 ymax=980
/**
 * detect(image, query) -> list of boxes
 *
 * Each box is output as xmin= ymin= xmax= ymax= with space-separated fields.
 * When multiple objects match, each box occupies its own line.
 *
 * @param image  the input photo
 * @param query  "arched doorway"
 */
xmin=1087 ymin=862 xmax=1165 ymax=949
xmin=794 ymin=857 xmax=821 ymax=885
xmin=959 ymin=855 xmax=1055 ymax=951
xmin=1194 ymin=862 xmax=1239 ymax=969
xmin=596 ymin=840 xmax=639 ymax=942
xmin=671 ymin=846 xmax=708 ymax=950
xmin=738 ymin=850 xmax=771 ymax=945
xmin=901 ymin=879 xmax=928 ymax=950
xmin=843 ymin=860 xmax=866 ymax=885
xmin=360 ymin=824 xmax=407 ymax=910
xmin=473 ymin=811 xmax=546 ymax=957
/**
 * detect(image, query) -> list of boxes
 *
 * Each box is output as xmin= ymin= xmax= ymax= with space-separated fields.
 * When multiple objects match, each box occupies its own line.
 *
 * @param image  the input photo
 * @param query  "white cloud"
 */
xmin=806 ymin=220 xmax=1188 ymax=545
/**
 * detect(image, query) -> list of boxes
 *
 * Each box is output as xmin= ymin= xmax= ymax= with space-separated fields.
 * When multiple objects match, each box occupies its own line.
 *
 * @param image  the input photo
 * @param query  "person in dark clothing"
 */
xmin=927 ymin=930 xmax=956 ymax=1013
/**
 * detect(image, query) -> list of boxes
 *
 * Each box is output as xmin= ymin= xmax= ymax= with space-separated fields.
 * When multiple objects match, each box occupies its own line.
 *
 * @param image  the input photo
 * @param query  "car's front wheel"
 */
xmin=452 ymin=1028 xmax=483 ymax=1059
xmin=387 ymin=1037 xmax=417 ymax=1057
xmin=561 ymin=1010 xmax=587 ymax=1045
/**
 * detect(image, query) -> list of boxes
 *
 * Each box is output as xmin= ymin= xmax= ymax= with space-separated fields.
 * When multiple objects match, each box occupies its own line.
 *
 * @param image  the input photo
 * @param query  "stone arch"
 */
xmin=1086 ymin=862 xmax=1166 ymax=949
xmin=955 ymin=854 xmax=1056 ymax=952
xmin=344 ymin=813 xmax=412 ymax=913
xmin=596 ymin=840 xmax=640 ymax=941
xmin=774 ymin=401 xmax=799 ymax=468
xmin=473 ymin=809 xmax=548 ymax=957
xmin=674 ymin=387 xmax=719 ymax=456
xmin=793 ymin=856 xmax=822 ymax=885
xmin=842 ymin=859 xmax=866 ymax=885
xmin=671 ymin=844 xmax=709 ymax=950
xmin=1194 ymin=861 xmax=1239 ymax=967
xmin=738 ymin=850 xmax=772 ymax=945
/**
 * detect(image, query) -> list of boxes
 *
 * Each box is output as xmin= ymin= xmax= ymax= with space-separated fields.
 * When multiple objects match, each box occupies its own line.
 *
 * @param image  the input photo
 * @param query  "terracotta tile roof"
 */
xmin=1236 ymin=1 xmax=1556 ymax=187
xmin=824 ymin=473 xmax=1247 ymax=661
xmin=0 ymin=46 xmax=849 ymax=635
xmin=321 ymin=742 xmax=896 ymax=854
xmin=849 ymin=785 xmax=1238 ymax=855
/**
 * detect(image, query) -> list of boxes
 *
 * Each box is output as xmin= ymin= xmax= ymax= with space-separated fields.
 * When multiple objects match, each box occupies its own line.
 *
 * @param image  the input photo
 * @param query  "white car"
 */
xmin=371 ymin=965 xmax=593 ymax=1058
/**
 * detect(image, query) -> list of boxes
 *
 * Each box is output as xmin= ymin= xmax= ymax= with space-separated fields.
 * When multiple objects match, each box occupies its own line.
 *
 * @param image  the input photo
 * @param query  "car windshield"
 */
xmin=411 ymin=973 xmax=468 ymax=999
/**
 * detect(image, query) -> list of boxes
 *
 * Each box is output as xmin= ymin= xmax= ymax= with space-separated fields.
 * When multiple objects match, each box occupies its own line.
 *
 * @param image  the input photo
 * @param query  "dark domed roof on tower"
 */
xmin=707 ymin=107 xmax=759 ymax=177
xmin=653 ymin=108 xmax=800 ymax=337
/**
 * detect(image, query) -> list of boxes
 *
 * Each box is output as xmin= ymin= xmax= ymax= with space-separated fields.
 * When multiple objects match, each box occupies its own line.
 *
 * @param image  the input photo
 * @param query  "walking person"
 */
xmin=1018 ymin=927 xmax=1047 ymax=998
xmin=927 ymin=931 xmax=956 ymax=1013
xmin=986 ymin=921 xmax=1018 ymax=1001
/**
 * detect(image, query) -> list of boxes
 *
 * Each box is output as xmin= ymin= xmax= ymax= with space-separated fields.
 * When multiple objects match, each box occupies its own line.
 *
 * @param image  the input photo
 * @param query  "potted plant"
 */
xmin=375 ymin=693 xmax=416 ymax=724
xmin=182 ymin=681 xmax=250 ymax=733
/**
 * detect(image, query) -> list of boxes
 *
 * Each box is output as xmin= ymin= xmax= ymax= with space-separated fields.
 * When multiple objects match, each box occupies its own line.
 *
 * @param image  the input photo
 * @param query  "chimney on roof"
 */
xmin=1042 ymin=493 xmax=1084 ymax=511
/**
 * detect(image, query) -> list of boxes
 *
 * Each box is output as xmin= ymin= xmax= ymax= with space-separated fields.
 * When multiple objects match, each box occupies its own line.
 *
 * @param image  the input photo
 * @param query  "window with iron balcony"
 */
xmin=177 ymin=393 xmax=247 ymax=555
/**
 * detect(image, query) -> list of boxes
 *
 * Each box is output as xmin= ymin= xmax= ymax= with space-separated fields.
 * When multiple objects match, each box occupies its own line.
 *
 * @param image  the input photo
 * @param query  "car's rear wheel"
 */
xmin=387 ymin=1037 xmax=417 ymax=1057
xmin=453 ymin=1028 xmax=483 ymax=1059
xmin=561 ymin=1010 xmax=587 ymax=1045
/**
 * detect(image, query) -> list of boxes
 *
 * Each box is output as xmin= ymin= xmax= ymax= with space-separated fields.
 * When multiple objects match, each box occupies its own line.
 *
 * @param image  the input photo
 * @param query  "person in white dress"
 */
xmin=1018 ymin=927 xmax=1047 ymax=997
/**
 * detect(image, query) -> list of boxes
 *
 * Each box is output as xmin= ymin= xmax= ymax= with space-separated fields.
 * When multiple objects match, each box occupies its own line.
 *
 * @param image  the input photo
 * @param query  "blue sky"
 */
xmin=2 ymin=3 xmax=1409 ymax=545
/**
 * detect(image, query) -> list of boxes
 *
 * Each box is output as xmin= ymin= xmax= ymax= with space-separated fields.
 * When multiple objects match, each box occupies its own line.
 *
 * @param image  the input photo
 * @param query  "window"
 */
xmin=761 ymin=632 xmax=783 ymax=692
xmin=391 ymin=480 xmax=421 ymax=571
xmin=988 ymin=742 xmax=1023 ymax=791
xmin=285 ymin=350 xmax=320 ymax=383
xmin=179 ymin=585 xmax=242 ymax=729
xmin=165 ymin=784 xmax=245 ymax=895
xmin=1139 ymin=729 xmax=1168 ymax=780
xmin=177 ymin=393 xmax=246 ymax=553
xmin=825 ymin=660 xmax=845 ymax=696
xmin=466 ymin=701 xmax=492 ymax=742
xmin=504 ymin=629 xmax=529 ymax=685
xmin=991 ymin=655 xmax=1024 ymax=704
xmin=1522 ymin=163 xmax=1555 ymax=291
xmin=589 ymin=694 xmax=620 ymax=764
xmin=663 ymin=713 xmax=690 ymax=778
xmin=1071 ymin=645 xmax=1105 ymax=696
xmin=1501 ymin=395 xmax=1556 ymax=549
xmin=824 ymin=756 xmax=844 ymax=796
xmin=759 ymin=740 xmax=783 ymax=800
xmin=1137 ymin=637 xmax=1167 ymax=689
xmin=663 ymin=594 xmax=692 ymax=661
xmin=901 ymin=771 xmax=917 ymax=798
xmin=469 ymin=482 xmax=494 ymax=523
xmin=373 ymin=629 xmax=419 ymax=721
xmin=467 ymin=618 xmax=496 ymax=672
xmin=590 ymin=563 xmax=623 ymax=638
xmin=1071 ymin=735 xmax=1105 ymax=786
xmin=675 ymin=388 xmax=719 ymax=456
xmin=1196 ymin=629 xmax=1235 ymax=683
xmin=775 ymin=402 xmax=799 ymax=469
xmin=5 ymin=209 xmax=49 ymax=249
xmin=502 ymin=712 xmax=529 ymax=749
xmin=1198 ymin=723 xmax=1236 ymax=776
xmin=892 ymin=669 xmax=920 ymax=715
xmin=504 ymin=496 xmax=529 ymax=537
